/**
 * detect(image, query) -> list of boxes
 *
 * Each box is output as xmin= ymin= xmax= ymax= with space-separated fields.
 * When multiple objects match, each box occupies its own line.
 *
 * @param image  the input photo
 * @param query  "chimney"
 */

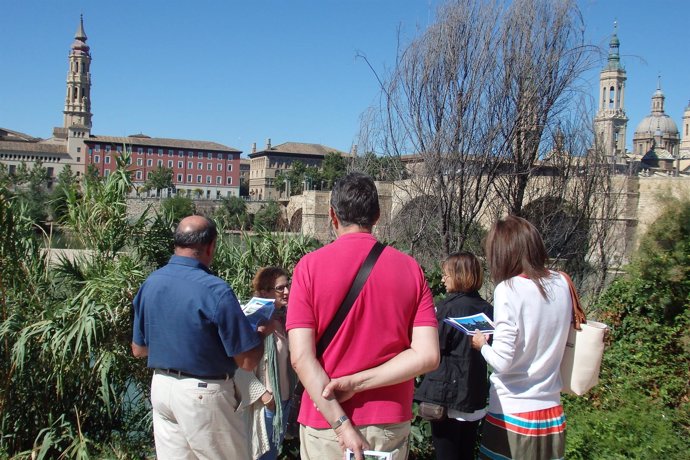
xmin=251 ymin=142 xmax=256 ymax=154
xmin=266 ymin=138 xmax=271 ymax=150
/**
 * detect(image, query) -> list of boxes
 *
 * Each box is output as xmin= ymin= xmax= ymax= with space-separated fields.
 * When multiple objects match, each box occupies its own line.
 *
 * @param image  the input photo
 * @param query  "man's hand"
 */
xmin=322 ymin=375 xmax=358 ymax=403
xmin=131 ymin=342 xmax=148 ymax=358
xmin=257 ymin=319 xmax=278 ymax=339
xmin=336 ymin=422 xmax=370 ymax=460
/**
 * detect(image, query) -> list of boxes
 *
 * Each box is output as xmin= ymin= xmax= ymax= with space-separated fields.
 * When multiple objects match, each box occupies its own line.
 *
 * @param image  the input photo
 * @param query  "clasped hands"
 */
xmin=320 ymin=376 xmax=370 ymax=459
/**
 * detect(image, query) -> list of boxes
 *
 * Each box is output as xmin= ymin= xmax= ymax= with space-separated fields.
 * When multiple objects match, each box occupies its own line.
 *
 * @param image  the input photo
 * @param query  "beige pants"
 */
xmin=299 ymin=421 xmax=410 ymax=460
xmin=151 ymin=370 xmax=249 ymax=459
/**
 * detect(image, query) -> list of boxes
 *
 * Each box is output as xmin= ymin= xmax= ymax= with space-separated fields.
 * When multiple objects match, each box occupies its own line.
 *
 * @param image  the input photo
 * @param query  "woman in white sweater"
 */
xmin=472 ymin=216 xmax=571 ymax=460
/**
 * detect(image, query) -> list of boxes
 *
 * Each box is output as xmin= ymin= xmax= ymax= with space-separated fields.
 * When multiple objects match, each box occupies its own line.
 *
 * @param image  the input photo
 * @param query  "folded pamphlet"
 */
xmin=241 ymin=297 xmax=275 ymax=330
xmin=345 ymin=449 xmax=393 ymax=460
xmin=443 ymin=312 xmax=495 ymax=335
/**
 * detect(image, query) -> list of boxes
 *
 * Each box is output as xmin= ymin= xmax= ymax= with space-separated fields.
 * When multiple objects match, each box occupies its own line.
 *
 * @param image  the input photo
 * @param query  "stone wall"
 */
xmin=296 ymin=175 xmax=690 ymax=270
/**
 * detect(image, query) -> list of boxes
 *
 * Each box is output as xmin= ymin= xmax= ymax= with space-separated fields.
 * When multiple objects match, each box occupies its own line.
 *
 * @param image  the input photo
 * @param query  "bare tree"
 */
xmin=362 ymin=0 xmax=507 ymax=261
xmin=491 ymin=0 xmax=593 ymax=215
xmin=358 ymin=0 xmax=621 ymax=294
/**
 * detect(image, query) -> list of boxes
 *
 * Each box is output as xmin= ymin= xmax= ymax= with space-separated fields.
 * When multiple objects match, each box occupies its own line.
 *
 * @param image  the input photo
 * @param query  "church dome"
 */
xmin=634 ymin=114 xmax=679 ymax=137
xmin=633 ymin=80 xmax=679 ymax=138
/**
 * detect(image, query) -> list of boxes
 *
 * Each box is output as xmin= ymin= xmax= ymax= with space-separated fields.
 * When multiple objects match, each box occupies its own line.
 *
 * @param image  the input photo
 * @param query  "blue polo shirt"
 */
xmin=132 ymin=255 xmax=261 ymax=376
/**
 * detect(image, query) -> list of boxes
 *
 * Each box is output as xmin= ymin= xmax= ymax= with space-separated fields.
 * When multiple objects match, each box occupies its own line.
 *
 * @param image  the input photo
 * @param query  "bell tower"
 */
xmin=593 ymin=22 xmax=628 ymax=160
xmin=63 ymin=15 xmax=92 ymax=136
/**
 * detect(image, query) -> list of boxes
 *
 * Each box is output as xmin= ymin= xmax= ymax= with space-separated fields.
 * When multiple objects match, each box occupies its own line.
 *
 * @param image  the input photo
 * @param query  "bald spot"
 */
xmin=176 ymin=215 xmax=210 ymax=235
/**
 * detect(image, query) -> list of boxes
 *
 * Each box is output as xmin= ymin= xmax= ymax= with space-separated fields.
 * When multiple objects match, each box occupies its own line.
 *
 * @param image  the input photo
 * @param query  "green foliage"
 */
xmin=274 ymin=154 xmax=348 ymax=198
xmin=321 ymin=151 xmax=348 ymax=189
xmin=8 ymin=160 xmax=51 ymax=224
xmin=161 ymin=195 xmax=196 ymax=225
xmin=352 ymin=151 xmax=408 ymax=181
xmin=49 ymin=165 xmax=79 ymax=222
xmin=564 ymin=390 xmax=689 ymax=460
xmin=565 ymin=196 xmax=690 ymax=458
xmin=254 ymin=200 xmax=284 ymax=231
xmin=213 ymin=230 xmax=321 ymax=301
xmin=145 ymin=166 xmax=174 ymax=194
xmin=0 ymin=150 xmax=160 ymax=457
xmin=215 ymin=195 xmax=248 ymax=230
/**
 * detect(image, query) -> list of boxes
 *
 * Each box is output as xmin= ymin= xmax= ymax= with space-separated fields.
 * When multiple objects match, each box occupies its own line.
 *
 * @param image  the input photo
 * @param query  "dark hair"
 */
xmin=252 ymin=266 xmax=289 ymax=294
xmin=173 ymin=216 xmax=218 ymax=249
xmin=330 ymin=172 xmax=380 ymax=228
xmin=484 ymin=215 xmax=550 ymax=297
xmin=442 ymin=252 xmax=483 ymax=293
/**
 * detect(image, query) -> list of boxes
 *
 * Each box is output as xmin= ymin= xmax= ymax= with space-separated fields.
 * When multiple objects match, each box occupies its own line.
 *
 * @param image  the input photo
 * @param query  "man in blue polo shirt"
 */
xmin=132 ymin=215 xmax=267 ymax=458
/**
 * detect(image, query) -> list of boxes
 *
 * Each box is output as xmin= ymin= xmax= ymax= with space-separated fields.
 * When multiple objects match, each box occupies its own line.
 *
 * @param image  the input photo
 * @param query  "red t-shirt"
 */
xmin=286 ymin=232 xmax=437 ymax=428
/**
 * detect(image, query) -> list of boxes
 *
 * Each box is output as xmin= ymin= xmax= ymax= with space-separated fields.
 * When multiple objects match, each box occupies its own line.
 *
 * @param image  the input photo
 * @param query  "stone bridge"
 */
xmin=288 ymin=175 xmax=690 ymax=267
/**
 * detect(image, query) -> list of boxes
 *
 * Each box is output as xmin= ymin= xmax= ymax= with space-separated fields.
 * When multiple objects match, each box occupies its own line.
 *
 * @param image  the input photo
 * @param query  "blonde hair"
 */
xmin=442 ymin=252 xmax=483 ymax=293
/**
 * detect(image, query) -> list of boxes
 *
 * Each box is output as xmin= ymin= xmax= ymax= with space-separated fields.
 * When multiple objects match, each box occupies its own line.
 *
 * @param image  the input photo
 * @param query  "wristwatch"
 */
xmin=331 ymin=414 xmax=349 ymax=430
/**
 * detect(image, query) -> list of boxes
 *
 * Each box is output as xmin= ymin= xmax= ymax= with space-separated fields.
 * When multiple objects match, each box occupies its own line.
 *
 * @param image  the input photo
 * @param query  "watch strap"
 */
xmin=331 ymin=414 xmax=349 ymax=430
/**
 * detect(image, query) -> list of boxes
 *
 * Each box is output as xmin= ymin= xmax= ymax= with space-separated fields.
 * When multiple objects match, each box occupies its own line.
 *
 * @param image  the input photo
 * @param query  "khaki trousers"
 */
xmin=299 ymin=421 xmax=410 ymax=460
xmin=151 ymin=370 xmax=249 ymax=459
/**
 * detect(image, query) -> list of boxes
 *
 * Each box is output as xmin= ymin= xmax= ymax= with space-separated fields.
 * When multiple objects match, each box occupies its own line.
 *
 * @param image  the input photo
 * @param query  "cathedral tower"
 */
xmin=593 ymin=23 xmax=628 ymax=159
xmin=63 ymin=15 xmax=92 ymax=136
xmin=680 ymin=100 xmax=690 ymax=155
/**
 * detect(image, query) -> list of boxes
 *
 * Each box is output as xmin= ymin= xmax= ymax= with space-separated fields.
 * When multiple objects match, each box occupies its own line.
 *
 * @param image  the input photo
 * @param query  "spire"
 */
xmin=71 ymin=15 xmax=90 ymax=53
xmin=75 ymin=14 xmax=87 ymax=41
xmin=63 ymin=15 xmax=92 ymax=131
xmin=651 ymin=75 xmax=665 ymax=115
xmin=605 ymin=21 xmax=622 ymax=71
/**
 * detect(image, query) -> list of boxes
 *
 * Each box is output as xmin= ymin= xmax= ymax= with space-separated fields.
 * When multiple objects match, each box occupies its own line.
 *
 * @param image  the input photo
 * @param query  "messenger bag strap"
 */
xmin=315 ymin=241 xmax=386 ymax=357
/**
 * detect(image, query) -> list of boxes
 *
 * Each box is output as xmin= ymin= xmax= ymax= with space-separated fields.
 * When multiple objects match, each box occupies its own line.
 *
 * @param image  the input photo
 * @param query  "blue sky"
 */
xmin=1 ymin=0 xmax=688 ymax=155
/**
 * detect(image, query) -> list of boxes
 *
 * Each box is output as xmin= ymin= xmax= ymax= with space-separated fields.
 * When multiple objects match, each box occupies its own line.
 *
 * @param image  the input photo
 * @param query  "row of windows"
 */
xmin=0 ymin=153 xmax=63 ymax=162
xmin=91 ymin=155 xmax=234 ymax=172
xmin=132 ymin=170 xmax=233 ymax=185
xmin=89 ymin=145 xmax=232 ymax=160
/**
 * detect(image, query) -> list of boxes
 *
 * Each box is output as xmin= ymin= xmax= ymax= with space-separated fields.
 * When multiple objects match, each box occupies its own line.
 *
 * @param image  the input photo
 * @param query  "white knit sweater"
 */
xmin=480 ymin=272 xmax=571 ymax=414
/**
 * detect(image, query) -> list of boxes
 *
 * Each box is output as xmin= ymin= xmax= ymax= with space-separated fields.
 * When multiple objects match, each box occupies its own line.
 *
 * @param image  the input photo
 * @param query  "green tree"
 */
xmin=564 ymin=196 xmax=690 ymax=459
xmin=48 ymin=165 xmax=78 ymax=222
xmin=84 ymin=163 xmax=100 ymax=184
xmin=215 ymin=195 xmax=248 ymax=230
xmin=145 ymin=166 xmax=173 ymax=196
xmin=15 ymin=160 xmax=49 ymax=224
xmin=239 ymin=176 xmax=249 ymax=197
xmin=253 ymin=200 xmax=283 ymax=231
xmin=321 ymin=152 xmax=348 ymax=189
xmin=161 ymin=195 xmax=196 ymax=225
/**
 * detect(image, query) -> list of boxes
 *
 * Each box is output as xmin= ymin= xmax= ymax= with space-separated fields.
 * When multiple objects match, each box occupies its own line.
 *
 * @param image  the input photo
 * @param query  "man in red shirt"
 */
xmin=287 ymin=173 xmax=439 ymax=460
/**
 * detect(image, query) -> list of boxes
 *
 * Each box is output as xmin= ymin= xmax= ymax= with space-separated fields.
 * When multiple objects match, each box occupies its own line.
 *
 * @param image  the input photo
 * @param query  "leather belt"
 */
xmin=159 ymin=368 xmax=233 ymax=380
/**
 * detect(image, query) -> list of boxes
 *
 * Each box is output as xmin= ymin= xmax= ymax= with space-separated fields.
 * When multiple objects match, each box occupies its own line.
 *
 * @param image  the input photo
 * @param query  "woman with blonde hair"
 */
xmin=236 ymin=266 xmax=293 ymax=460
xmin=416 ymin=252 xmax=493 ymax=459
xmin=471 ymin=216 xmax=571 ymax=459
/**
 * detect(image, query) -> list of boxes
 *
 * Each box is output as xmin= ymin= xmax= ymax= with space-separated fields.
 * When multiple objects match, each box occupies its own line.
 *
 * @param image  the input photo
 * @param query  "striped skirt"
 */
xmin=478 ymin=405 xmax=565 ymax=460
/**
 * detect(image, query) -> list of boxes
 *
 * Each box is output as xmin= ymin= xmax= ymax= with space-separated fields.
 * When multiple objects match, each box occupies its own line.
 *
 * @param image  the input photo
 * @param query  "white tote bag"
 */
xmin=558 ymin=272 xmax=608 ymax=396
xmin=560 ymin=320 xmax=608 ymax=396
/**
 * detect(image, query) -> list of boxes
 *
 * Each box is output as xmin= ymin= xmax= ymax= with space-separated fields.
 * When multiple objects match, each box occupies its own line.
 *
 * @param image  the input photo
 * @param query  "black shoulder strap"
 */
xmin=315 ymin=241 xmax=386 ymax=358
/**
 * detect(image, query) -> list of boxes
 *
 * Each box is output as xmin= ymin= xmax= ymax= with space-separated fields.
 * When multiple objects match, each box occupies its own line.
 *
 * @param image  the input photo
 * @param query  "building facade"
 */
xmin=594 ymin=25 xmax=690 ymax=174
xmin=0 ymin=16 xmax=241 ymax=198
xmin=247 ymin=139 xmax=345 ymax=200
xmin=593 ymin=24 xmax=628 ymax=162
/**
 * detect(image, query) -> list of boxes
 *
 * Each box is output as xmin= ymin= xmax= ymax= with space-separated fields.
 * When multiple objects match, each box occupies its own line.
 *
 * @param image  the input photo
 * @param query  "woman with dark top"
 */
xmin=415 ymin=252 xmax=493 ymax=460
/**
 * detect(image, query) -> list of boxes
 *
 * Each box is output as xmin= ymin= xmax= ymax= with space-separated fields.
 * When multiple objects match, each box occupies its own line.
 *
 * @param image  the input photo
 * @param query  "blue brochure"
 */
xmin=443 ymin=312 xmax=495 ymax=335
xmin=241 ymin=297 xmax=275 ymax=330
